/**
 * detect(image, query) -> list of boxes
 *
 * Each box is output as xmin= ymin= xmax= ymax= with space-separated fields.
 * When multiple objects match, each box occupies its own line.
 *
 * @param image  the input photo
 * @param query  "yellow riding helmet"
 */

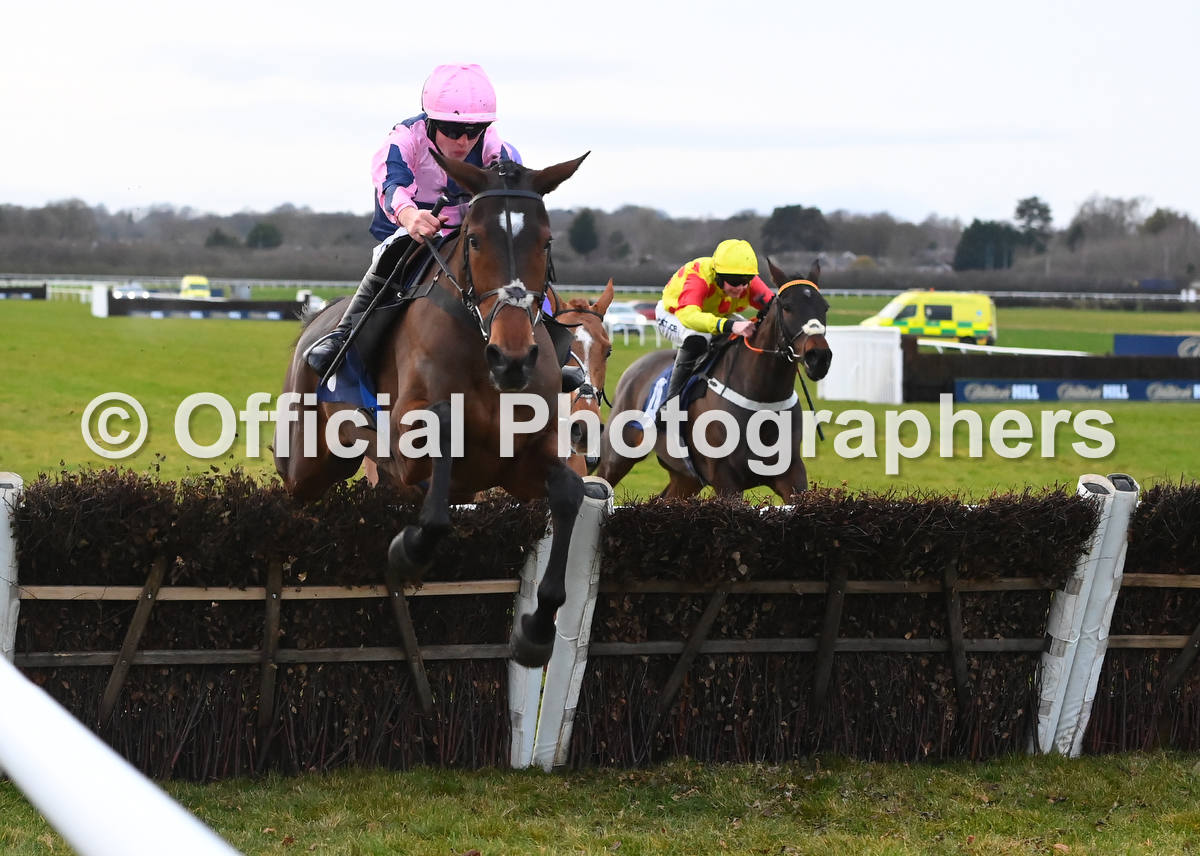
xmin=711 ymin=239 xmax=759 ymax=276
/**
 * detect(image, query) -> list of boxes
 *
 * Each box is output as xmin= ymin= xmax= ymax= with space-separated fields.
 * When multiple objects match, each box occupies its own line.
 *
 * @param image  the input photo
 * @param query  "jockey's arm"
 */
xmin=749 ymin=276 xmax=775 ymax=311
xmin=676 ymin=303 xmax=738 ymax=336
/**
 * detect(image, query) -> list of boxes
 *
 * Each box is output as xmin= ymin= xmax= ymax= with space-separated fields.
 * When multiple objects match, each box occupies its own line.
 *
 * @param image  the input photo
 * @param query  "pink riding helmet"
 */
xmin=421 ymin=64 xmax=497 ymax=122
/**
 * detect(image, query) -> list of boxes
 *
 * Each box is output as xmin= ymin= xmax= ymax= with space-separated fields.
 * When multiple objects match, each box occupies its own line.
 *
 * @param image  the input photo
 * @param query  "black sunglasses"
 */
xmin=720 ymin=274 xmax=753 ymax=288
xmin=434 ymin=120 xmax=490 ymax=140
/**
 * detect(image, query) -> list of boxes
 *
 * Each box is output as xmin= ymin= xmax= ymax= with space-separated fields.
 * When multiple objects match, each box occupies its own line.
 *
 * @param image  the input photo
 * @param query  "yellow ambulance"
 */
xmin=179 ymin=274 xmax=212 ymax=299
xmin=860 ymin=290 xmax=996 ymax=344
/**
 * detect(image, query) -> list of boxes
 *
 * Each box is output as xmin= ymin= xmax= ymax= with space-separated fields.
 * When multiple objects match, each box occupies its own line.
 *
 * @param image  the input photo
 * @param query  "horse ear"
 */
xmin=432 ymin=150 xmax=490 ymax=195
xmin=530 ymin=152 xmax=590 ymax=196
xmin=594 ymin=278 xmax=615 ymax=314
xmin=766 ymin=257 xmax=788 ymax=289
xmin=807 ymin=257 xmax=822 ymax=285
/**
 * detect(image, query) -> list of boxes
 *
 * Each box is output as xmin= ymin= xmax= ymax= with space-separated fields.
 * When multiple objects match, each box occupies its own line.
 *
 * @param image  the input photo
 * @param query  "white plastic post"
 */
xmin=1034 ymin=474 xmax=1114 ymax=754
xmin=507 ymin=518 xmax=553 ymax=769
xmin=1055 ymin=473 xmax=1140 ymax=757
xmin=531 ymin=476 xmax=612 ymax=771
xmin=91 ymin=283 xmax=109 ymax=318
xmin=0 ymin=473 xmax=23 ymax=663
xmin=0 ymin=656 xmax=242 ymax=855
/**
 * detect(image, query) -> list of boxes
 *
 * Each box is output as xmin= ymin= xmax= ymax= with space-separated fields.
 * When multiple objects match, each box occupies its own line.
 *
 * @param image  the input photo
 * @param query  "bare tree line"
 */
xmin=1 ymin=194 xmax=1194 ymax=290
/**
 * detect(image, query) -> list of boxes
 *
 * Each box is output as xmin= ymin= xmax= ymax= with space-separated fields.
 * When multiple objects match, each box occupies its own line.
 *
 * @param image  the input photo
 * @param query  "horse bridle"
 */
xmin=421 ymin=167 xmax=555 ymax=341
xmin=553 ymin=305 xmax=612 ymax=409
xmin=744 ymin=282 xmax=827 ymax=363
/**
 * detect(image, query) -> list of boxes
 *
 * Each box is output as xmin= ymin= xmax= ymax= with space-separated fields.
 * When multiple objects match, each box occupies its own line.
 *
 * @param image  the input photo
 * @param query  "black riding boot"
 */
xmin=664 ymin=335 xmax=709 ymax=403
xmin=304 ymin=234 xmax=414 ymax=378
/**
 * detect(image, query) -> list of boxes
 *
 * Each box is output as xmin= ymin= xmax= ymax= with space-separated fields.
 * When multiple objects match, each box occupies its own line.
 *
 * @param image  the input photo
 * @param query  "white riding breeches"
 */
xmin=654 ymin=301 xmax=712 ymax=348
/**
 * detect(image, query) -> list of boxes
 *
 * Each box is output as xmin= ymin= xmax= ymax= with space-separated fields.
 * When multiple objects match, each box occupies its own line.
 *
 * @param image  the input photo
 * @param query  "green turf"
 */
xmin=3 ymin=754 xmax=1199 ymax=855
xmin=1 ymin=298 xmax=1198 ymax=496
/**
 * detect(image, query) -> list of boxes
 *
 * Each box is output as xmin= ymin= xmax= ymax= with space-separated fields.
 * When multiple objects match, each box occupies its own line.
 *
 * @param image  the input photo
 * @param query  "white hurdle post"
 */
xmin=1054 ymin=473 xmax=1139 ymax=756
xmin=508 ymin=476 xmax=612 ymax=770
xmin=532 ymin=477 xmax=612 ymax=771
xmin=508 ymin=516 xmax=554 ymax=768
xmin=1 ymin=472 xmax=22 ymax=663
xmin=1035 ymin=474 xmax=1116 ymax=754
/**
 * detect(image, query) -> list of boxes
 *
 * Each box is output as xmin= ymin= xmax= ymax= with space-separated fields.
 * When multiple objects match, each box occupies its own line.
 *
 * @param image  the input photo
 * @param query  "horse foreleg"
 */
xmin=661 ymin=470 xmax=703 ymax=499
xmin=388 ymin=399 xmax=454 ymax=572
xmin=593 ymin=423 xmax=642 ymax=489
xmin=771 ymin=455 xmax=810 ymax=503
xmin=510 ymin=460 xmax=584 ymax=667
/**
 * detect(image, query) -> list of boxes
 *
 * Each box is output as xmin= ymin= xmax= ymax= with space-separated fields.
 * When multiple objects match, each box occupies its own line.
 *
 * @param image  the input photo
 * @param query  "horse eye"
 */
xmin=605 ymin=348 xmax=613 ymax=359
xmin=467 ymin=234 xmax=480 ymax=250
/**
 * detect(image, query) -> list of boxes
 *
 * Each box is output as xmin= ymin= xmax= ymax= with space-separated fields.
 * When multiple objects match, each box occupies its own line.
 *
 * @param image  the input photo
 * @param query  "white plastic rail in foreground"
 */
xmin=1 ymin=472 xmax=22 ymax=662
xmin=509 ymin=476 xmax=612 ymax=770
xmin=1034 ymin=473 xmax=1138 ymax=755
xmin=0 ymin=655 xmax=242 ymax=856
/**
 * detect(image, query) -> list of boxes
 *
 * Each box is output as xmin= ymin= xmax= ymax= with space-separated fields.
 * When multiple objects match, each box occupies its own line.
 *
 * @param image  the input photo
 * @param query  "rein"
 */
xmin=420 ymin=180 xmax=552 ymax=340
xmin=722 ymin=288 xmax=828 ymax=440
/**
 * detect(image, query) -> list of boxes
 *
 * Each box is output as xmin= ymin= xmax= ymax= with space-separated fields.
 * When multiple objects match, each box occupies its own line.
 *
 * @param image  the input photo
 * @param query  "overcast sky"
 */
xmin=3 ymin=0 xmax=1196 ymax=230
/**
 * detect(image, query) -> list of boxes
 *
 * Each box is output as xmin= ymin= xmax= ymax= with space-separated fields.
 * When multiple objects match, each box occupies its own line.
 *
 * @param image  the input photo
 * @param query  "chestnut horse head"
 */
xmin=551 ymin=279 xmax=615 ymax=474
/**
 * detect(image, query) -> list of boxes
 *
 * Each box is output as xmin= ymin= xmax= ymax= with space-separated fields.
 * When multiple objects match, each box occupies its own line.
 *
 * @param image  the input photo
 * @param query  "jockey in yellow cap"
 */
xmin=654 ymin=239 xmax=775 ymax=404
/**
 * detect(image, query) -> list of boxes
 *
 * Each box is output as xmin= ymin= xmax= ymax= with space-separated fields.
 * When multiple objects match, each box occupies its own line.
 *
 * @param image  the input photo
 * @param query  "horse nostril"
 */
xmin=484 ymin=343 xmax=505 ymax=372
xmin=806 ymin=348 xmax=832 ymax=379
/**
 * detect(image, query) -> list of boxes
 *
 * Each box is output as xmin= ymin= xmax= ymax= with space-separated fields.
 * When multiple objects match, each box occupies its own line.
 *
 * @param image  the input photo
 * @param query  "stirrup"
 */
xmin=304 ymin=330 xmax=347 ymax=376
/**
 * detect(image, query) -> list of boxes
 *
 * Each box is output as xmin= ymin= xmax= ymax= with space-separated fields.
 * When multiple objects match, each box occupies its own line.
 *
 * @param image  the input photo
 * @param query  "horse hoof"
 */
xmin=388 ymin=526 xmax=428 ymax=574
xmin=509 ymin=615 xmax=555 ymax=668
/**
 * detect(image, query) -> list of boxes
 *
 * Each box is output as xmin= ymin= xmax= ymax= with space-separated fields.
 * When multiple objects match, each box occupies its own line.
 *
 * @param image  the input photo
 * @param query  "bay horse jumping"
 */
xmin=594 ymin=259 xmax=832 ymax=500
xmin=276 ymin=151 xmax=590 ymax=667
xmin=551 ymin=279 xmax=614 ymax=475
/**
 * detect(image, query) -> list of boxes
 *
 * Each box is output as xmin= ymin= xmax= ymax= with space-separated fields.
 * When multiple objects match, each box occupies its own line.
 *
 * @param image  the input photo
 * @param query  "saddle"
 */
xmin=637 ymin=335 xmax=739 ymax=420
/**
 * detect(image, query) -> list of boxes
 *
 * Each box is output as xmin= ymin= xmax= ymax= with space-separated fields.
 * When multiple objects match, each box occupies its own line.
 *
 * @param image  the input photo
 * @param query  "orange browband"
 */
xmin=778 ymin=279 xmax=818 ymax=293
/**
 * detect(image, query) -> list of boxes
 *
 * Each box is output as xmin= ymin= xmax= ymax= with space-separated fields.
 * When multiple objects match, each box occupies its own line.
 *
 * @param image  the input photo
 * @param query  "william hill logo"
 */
xmin=1147 ymin=382 xmax=1198 ymax=400
xmin=962 ymin=383 xmax=1011 ymax=401
xmin=1056 ymin=383 xmax=1103 ymax=400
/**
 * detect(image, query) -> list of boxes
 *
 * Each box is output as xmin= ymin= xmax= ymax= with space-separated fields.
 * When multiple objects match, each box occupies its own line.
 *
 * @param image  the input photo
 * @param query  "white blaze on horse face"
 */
xmin=573 ymin=325 xmax=594 ymax=376
xmin=501 ymin=212 xmax=525 ymax=235
xmin=802 ymin=319 xmax=827 ymax=336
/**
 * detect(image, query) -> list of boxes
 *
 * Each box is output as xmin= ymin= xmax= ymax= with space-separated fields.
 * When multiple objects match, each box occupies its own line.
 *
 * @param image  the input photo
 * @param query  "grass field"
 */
xmin=3 ymin=297 xmax=1200 ymax=853
xmin=3 ymin=754 xmax=1199 ymax=854
xmin=3 ymin=297 xmax=1198 ymax=497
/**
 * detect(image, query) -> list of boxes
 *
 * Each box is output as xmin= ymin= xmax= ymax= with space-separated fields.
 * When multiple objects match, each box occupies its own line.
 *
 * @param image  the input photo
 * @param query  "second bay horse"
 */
xmin=594 ymin=259 xmax=832 ymax=500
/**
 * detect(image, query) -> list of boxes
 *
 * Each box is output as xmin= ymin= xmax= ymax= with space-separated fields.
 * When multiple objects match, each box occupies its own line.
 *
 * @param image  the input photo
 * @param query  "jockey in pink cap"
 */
xmin=305 ymin=63 xmax=523 ymax=379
